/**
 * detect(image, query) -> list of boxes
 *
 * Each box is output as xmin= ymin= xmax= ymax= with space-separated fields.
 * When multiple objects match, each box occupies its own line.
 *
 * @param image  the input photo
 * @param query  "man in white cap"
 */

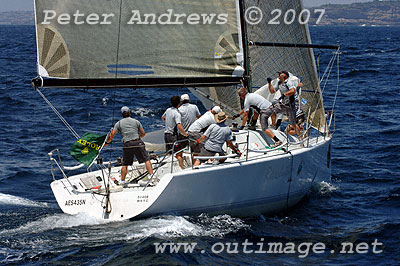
xmin=188 ymin=106 xmax=222 ymax=156
xmin=106 ymin=106 xmax=153 ymax=186
xmin=193 ymin=111 xmax=241 ymax=166
xmin=178 ymin=94 xmax=201 ymax=132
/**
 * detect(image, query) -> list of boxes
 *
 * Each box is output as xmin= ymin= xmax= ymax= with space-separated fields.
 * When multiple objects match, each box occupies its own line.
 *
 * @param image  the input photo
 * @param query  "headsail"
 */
xmin=245 ymin=0 xmax=327 ymax=131
xmin=34 ymin=0 xmax=244 ymax=88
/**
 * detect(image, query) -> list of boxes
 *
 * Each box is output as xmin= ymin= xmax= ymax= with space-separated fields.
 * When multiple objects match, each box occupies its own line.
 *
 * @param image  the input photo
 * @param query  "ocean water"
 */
xmin=0 ymin=25 xmax=399 ymax=265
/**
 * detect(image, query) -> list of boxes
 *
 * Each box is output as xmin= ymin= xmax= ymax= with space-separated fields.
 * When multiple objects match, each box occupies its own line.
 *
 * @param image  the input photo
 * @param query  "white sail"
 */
xmin=34 ymin=0 xmax=244 ymax=87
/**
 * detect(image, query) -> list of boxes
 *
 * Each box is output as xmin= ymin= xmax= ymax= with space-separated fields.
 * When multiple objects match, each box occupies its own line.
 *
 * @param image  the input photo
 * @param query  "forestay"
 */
xmin=34 ymin=0 xmax=244 ymax=88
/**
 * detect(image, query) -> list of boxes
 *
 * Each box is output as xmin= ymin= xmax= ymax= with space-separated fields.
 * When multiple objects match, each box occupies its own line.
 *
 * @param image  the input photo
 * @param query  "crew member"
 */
xmin=234 ymin=87 xmax=283 ymax=148
xmin=106 ymin=106 xmax=153 ymax=186
xmin=161 ymin=96 xmax=188 ymax=169
xmin=193 ymin=112 xmax=241 ymax=166
xmin=267 ymin=71 xmax=301 ymax=137
xmin=188 ymin=106 xmax=222 ymax=156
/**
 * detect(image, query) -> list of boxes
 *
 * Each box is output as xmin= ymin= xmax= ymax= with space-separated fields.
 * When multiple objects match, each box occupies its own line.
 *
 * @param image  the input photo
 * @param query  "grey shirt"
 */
xmin=243 ymin=93 xmax=271 ymax=112
xmin=204 ymin=123 xmax=233 ymax=153
xmin=179 ymin=103 xmax=201 ymax=132
xmin=114 ymin=117 xmax=142 ymax=143
xmin=162 ymin=107 xmax=182 ymax=134
xmin=278 ymin=79 xmax=296 ymax=105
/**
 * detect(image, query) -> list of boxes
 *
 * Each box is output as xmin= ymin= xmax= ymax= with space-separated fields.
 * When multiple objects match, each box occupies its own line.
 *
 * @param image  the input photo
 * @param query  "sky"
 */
xmin=0 ymin=0 xmax=373 ymax=11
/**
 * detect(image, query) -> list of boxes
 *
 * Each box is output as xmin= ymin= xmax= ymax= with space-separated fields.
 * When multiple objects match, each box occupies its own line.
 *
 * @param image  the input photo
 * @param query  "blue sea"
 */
xmin=0 ymin=25 xmax=399 ymax=265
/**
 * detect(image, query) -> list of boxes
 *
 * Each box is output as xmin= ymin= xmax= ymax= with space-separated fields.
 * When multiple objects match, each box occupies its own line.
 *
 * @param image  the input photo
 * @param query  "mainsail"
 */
xmin=34 ymin=0 xmax=244 ymax=88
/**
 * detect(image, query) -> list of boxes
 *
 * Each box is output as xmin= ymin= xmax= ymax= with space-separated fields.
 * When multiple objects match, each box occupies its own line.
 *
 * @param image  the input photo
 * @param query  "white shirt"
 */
xmin=243 ymin=93 xmax=271 ymax=112
xmin=188 ymin=111 xmax=215 ymax=133
xmin=178 ymin=103 xmax=201 ymax=132
xmin=162 ymin=107 xmax=181 ymax=134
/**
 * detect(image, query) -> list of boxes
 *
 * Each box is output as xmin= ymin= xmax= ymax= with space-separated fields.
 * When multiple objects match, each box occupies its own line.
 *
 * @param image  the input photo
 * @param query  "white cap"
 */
xmin=121 ymin=106 xmax=130 ymax=114
xmin=211 ymin=106 xmax=222 ymax=113
xmin=181 ymin=94 xmax=190 ymax=101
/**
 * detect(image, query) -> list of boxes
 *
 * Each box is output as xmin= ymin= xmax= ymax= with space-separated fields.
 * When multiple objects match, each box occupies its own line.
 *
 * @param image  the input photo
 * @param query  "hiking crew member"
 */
xmin=162 ymin=96 xmax=188 ymax=169
xmin=193 ymin=112 xmax=241 ymax=166
xmin=188 ymin=106 xmax=222 ymax=155
xmin=234 ymin=87 xmax=283 ymax=148
xmin=267 ymin=71 xmax=301 ymax=137
xmin=106 ymin=106 xmax=153 ymax=186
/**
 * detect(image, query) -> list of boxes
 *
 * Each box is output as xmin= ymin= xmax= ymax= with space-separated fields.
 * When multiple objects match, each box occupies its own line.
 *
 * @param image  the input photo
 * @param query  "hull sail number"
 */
xmin=65 ymin=199 xmax=86 ymax=206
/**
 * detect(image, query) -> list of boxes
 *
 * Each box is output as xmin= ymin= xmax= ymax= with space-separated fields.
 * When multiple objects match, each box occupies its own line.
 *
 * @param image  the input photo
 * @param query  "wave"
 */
xmin=0 ymin=193 xmax=49 ymax=208
xmin=0 ymin=212 xmax=248 ymax=242
xmin=342 ymin=68 xmax=381 ymax=78
xmin=125 ymin=214 xmax=249 ymax=240
xmin=0 ymin=212 xmax=110 ymax=237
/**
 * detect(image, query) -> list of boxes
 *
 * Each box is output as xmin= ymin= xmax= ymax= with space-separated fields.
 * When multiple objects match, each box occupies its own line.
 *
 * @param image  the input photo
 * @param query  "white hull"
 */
xmin=50 ymin=131 xmax=332 ymax=221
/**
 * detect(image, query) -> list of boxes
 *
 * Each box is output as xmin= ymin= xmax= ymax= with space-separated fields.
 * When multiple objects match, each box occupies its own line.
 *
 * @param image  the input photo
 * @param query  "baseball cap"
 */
xmin=212 ymin=106 xmax=222 ymax=113
xmin=121 ymin=106 xmax=130 ymax=114
xmin=181 ymin=94 xmax=190 ymax=101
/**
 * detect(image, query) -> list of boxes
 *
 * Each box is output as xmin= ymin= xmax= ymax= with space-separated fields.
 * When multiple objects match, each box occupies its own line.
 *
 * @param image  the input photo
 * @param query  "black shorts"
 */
xmin=177 ymin=134 xmax=189 ymax=150
xmin=164 ymin=133 xmax=177 ymax=153
xmin=122 ymin=139 xmax=150 ymax=166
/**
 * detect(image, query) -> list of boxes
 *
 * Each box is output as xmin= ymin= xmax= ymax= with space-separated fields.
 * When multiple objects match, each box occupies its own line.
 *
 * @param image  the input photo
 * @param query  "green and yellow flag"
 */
xmin=69 ymin=133 xmax=107 ymax=166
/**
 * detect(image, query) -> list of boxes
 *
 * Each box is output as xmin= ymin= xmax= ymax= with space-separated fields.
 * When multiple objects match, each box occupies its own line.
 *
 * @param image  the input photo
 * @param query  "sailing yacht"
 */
xmin=32 ymin=0 xmax=340 ymax=221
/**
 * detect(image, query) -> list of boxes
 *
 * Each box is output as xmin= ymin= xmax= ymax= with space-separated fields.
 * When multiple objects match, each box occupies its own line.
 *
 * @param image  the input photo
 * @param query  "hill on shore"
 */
xmin=310 ymin=0 xmax=400 ymax=26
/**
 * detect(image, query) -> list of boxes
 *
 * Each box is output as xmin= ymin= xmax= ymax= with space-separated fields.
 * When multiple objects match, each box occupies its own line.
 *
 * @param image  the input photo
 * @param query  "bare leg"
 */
xmin=193 ymin=159 xmax=201 ymax=167
xmin=271 ymin=113 xmax=276 ymax=127
xmin=121 ymin=166 xmax=128 ymax=182
xmin=176 ymin=152 xmax=184 ymax=169
xmin=263 ymin=128 xmax=276 ymax=139
xmin=145 ymin=160 xmax=153 ymax=175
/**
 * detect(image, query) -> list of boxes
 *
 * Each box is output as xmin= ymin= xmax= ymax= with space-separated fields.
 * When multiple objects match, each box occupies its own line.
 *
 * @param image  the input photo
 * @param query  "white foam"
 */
xmin=318 ymin=181 xmax=339 ymax=195
xmin=126 ymin=216 xmax=204 ymax=240
xmin=0 ymin=213 xmax=110 ymax=237
xmin=125 ymin=214 xmax=249 ymax=240
xmin=132 ymin=107 xmax=156 ymax=117
xmin=0 ymin=193 xmax=48 ymax=208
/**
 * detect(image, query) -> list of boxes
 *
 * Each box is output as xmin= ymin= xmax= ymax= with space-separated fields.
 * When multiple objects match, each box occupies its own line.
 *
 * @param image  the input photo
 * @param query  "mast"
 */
xmin=238 ymin=0 xmax=252 ymax=92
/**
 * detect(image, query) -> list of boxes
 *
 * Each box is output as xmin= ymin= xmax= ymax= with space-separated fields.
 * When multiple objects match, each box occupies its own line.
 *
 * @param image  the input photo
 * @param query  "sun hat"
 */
xmin=214 ymin=111 xmax=228 ymax=123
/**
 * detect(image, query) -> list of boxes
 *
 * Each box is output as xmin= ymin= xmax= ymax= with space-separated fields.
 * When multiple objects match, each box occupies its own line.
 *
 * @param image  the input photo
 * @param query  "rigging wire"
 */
xmin=106 ymin=0 xmax=124 ymax=163
xmin=36 ymin=88 xmax=80 ymax=140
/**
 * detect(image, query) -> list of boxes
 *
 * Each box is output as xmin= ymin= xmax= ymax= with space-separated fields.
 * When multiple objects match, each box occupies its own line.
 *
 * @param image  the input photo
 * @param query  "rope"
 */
xmin=36 ymin=88 xmax=80 ymax=140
